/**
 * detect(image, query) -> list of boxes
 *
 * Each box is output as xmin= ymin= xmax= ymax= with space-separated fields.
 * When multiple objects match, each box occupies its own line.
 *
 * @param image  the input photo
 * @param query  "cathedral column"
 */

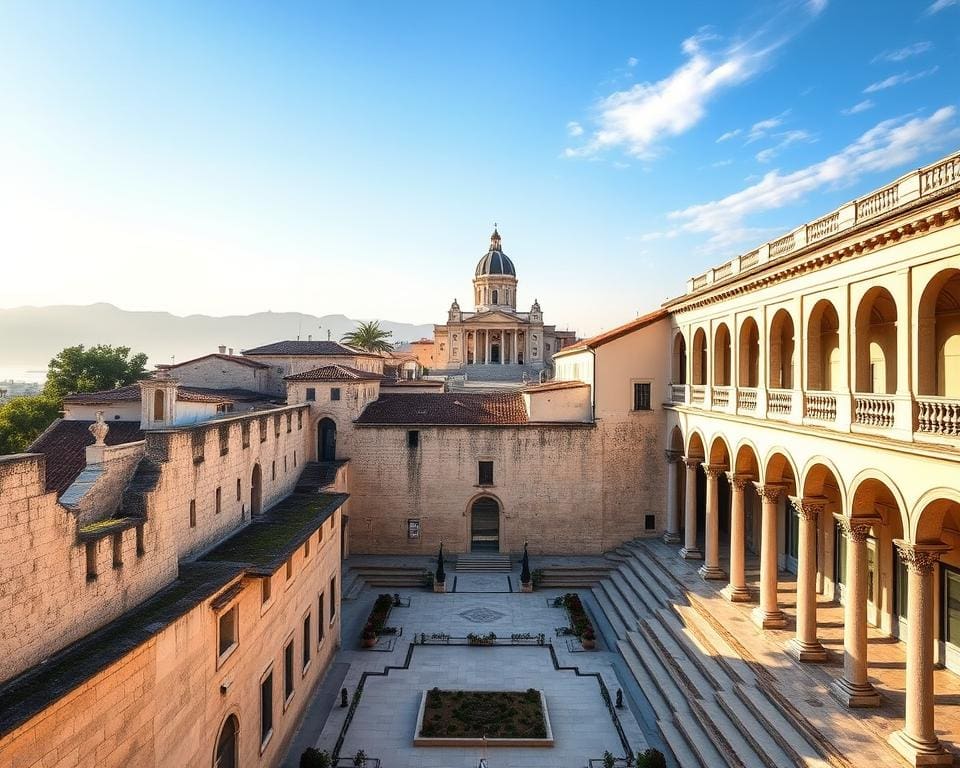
xmin=889 ymin=541 xmax=952 ymax=766
xmin=699 ymin=464 xmax=726 ymax=580
xmin=722 ymin=473 xmax=752 ymax=602
xmin=680 ymin=457 xmax=702 ymax=560
xmin=501 ymin=330 xmax=506 ymax=365
xmin=663 ymin=451 xmax=682 ymax=544
xmin=787 ymin=496 xmax=828 ymax=662
xmin=486 ymin=330 xmax=491 ymax=365
xmin=831 ymin=515 xmax=882 ymax=708
xmin=752 ymin=483 xmax=787 ymax=629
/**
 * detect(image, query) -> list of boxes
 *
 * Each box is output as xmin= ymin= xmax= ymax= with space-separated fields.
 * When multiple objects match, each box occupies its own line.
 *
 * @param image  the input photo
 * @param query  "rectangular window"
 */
xmin=85 ymin=541 xmax=97 ymax=580
xmin=242 ymin=422 xmax=251 ymax=448
xmin=478 ymin=461 xmax=494 ymax=486
xmin=331 ymin=388 xmax=341 ymax=401
xmin=633 ymin=382 xmax=652 ymax=411
xmin=294 ymin=451 xmax=297 ymax=468
xmin=215 ymin=486 xmax=222 ymax=515
xmin=284 ymin=456 xmax=288 ymax=473
xmin=407 ymin=430 xmax=419 ymax=448
xmin=112 ymin=532 xmax=123 ymax=568
xmin=189 ymin=499 xmax=197 ymax=528
xmin=272 ymin=461 xmax=276 ymax=481
xmin=262 ymin=576 xmax=272 ymax=605
xmin=218 ymin=605 xmax=238 ymax=660
xmin=136 ymin=524 xmax=145 ymax=556
xmin=286 ymin=413 xmax=292 ymax=433
xmin=236 ymin=478 xmax=242 ymax=501
xmin=306 ymin=387 xmax=316 ymax=402
xmin=302 ymin=614 xmax=311 ymax=672
xmin=318 ymin=593 xmax=325 ymax=644
xmin=286 ymin=558 xmax=293 ymax=581
xmin=284 ymin=639 xmax=295 ymax=702
xmin=329 ymin=576 xmax=337 ymax=622
xmin=260 ymin=670 xmax=274 ymax=748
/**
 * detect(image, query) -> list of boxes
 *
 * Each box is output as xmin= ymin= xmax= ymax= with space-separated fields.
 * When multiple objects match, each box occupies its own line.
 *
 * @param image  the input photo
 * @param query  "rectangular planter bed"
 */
xmin=413 ymin=689 xmax=554 ymax=748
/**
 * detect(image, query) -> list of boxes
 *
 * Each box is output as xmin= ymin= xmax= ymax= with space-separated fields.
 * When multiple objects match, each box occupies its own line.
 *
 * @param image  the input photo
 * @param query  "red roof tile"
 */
xmin=242 ymin=340 xmax=379 ymax=357
xmin=156 ymin=353 xmax=269 ymax=370
xmin=521 ymin=380 xmax=590 ymax=393
xmin=553 ymin=308 xmax=669 ymax=357
xmin=284 ymin=365 xmax=383 ymax=382
xmin=355 ymin=393 xmax=528 ymax=426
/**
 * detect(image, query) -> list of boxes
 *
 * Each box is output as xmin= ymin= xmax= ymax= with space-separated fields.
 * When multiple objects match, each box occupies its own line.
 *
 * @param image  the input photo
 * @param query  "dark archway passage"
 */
xmin=470 ymin=497 xmax=500 ymax=552
xmin=318 ymin=418 xmax=337 ymax=461
xmin=250 ymin=464 xmax=262 ymax=516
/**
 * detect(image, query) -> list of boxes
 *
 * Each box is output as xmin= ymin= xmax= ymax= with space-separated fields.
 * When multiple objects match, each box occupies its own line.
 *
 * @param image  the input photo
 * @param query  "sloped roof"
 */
xmin=521 ymin=380 xmax=590 ymax=393
xmin=63 ymin=385 xmax=269 ymax=405
xmin=355 ymin=392 xmax=528 ymax=426
xmin=156 ymin=353 xmax=269 ymax=370
xmin=284 ymin=365 xmax=383 ymax=382
xmin=242 ymin=340 xmax=378 ymax=357
xmin=552 ymin=308 xmax=669 ymax=358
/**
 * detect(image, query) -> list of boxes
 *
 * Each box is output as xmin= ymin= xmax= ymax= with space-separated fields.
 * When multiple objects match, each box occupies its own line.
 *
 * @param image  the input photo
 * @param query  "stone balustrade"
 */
xmin=916 ymin=397 xmax=960 ymax=437
xmin=690 ymin=385 xmax=706 ymax=405
xmin=670 ymin=384 xmax=687 ymax=404
xmin=767 ymin=389 xmax=793 ymax=417
xmin=711 ymin=386 xmax=731 ymax=409
xmin=737 ymin=388 xmax=757 ymax=412
xmin=804 ymin=393 xmax=837 ymax=422
xmin=854 ymin=394 xmax=896 ymax=429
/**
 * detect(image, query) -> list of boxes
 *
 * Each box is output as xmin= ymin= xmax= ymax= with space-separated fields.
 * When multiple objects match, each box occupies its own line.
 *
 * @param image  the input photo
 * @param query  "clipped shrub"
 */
xmin=636 ymin=748 xmax=667 ymax=768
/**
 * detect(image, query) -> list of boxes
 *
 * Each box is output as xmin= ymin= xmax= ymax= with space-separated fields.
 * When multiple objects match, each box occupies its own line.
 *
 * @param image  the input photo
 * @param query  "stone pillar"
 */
xmin=699 ymin=464 xmax=726 ymax=580
xmin=722 ymin=473 xmax=752 ymax=602
xmin=501 ymin=331 xmax=506 ymax=365
xmin=680 ymin=457 xmax=703 ymax=560
xmin=663 ymin=451 xmax=682 ymax=544
xmin=486 ymin=330 xmax=491 ymax=365
xmin=787 ymin=497 xmax=828 ymax=662
xmin=831 ymin=516 xmax=882 ymax=707
xmin=889 ymin=540 xmax=952 ymax=766
xmin=751 ymin=483 xmax=787 ymax=629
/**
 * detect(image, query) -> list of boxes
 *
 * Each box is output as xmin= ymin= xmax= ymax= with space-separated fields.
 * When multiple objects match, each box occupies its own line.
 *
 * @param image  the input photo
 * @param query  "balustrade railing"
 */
xmin=921 ymin=155 xmax=960 ymax=196
xmin=855 ymin=183 xmax=899 ymax=221
xmin=854 ymin=394 xmax=895 ymax=429
xmin=804 ymin=393 xmax=837 ymax=422
xmin=737 ymin=388 xmax=757 ymax=411
xmin=712 ymin=386 xmax=731 ymax=408
xmin=768 ymin=389 xmax=793 ymax=416
xmin=690 ymin=385 xmax=706 ymax=405
xmin=670 ymin=384 xmax=687 ymax=404
xmin=806 ymin=211 xmax=840 ymax=243
xmin=769 ymin=232 xmax=796 ymax=258
xmin=916 ymin=397 xmax=960 ymax=436
xmin=740 ymin=250 xmax=759 ymax=269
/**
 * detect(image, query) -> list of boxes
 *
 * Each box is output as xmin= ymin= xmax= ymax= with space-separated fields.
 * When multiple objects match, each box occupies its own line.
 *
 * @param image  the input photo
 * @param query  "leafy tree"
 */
xmin=44 ymin=344 xmax=149 ymax=398
xmin=0 ymin=394 xmax=61 ymax=454
xmin=341 ymin=321 xmax=394 ymax=353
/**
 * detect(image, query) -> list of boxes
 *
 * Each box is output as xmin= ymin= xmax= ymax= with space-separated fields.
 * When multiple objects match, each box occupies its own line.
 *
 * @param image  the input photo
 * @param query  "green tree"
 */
xmin=340 ymin=321 xmax=394 ymax=353
xmin=0 ymin=394 xmax=61 ymax=454
xmin=44 ymin=344 xmax=149 ymax=398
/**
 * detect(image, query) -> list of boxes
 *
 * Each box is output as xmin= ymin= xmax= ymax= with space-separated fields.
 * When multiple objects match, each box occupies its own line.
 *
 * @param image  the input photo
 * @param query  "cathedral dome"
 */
xmin=475 ymin=228 xmax=516 ymax=277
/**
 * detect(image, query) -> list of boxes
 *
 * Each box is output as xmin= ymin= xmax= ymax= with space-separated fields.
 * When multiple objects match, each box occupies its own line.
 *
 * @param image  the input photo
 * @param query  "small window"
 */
xmin=294 ymin=450 xmax=298 ymax=468
xmin=478 ymin=461 xmax=494 ymax=486
xmin=136 ymin=524 xmax=145 ymax=556
xmin=304 ymin=537 xmax=311 ymax=559
xmin=286 ymin=558 xmax=293 ymax=581
xmin=318 ymin=593 xmax=325 ymax=644
xmin=407 ymin=430 xmax=419 ymax=448
xmin=262 ymin=576 xmax=272 ymax=605
xmin=284 ymin=456 xmax=288 ymax=473
xmin=492 ymin=289 xmax=499 ymax=304
xmin=85 ymin=541 xmax=97 ymax=581
xmin=260 ymin=670 xmax=274 ymax=748
xmin=241 ymin=422 xmax=251 ymax=448
xmin=302 ymin=614 xmax=311 ymax=672
xmin=112 ymin=532 xmax=123 ymax=568
xmin=218 ymin=605 xmax=239 ymax=661
xmin=272 ymin=461 xmax=276 ymax=481
xmin=286 ymin=413 xmax=292 ymax=433
xmin=189 ymin=499 xmax=197 ymax=528
xmin=306 ymin=386 xmax=316 ymax=401
xmin=153 ymin=389 xmax=165 ymax=420
xmin=236 ymin=478 xmax=242 ymax=501
xmin=331 ymin=388 xmax=341 ymax=402
xmin=215 ymin=486 xmax=222 ymax=515
xmin=329 ymin=576 xmax=337 ymax=622
xmin=284 ymin=639 xmax=295 ymax=702
xmin=645 ymin=513 xmax=656 ymax=531
xmin=633 ymin=382 xmax=652 ymax=411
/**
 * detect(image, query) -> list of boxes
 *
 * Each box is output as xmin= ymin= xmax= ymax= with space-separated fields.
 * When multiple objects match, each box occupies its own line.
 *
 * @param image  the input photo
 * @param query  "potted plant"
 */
xmin=520 ymin=541 xmax=533 ymax=592
xmin=352 ymin=749 xmax=367 ymax=767
xmin=636 ymin=748 xmax=667 ymax=768
xmin=603 ymin=751 xmax=617 ymax=768
xmin=299 ymin=748 xmax=331 ymax=768
xmin=361 ymin=623 xmax=377 ymax=648
xmin=581 ymin=626 xmax=596 ymax=650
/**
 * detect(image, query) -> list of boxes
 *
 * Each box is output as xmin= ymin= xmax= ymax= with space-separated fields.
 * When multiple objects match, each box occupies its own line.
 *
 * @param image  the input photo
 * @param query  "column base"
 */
xmin=721 ymin=584 xmax=753 ymax=603
xmin=751 ymin=606 xmax=787 ymax=629
xmin=698 ymin=564 xmax=726 ymax=581
xmin=663 ymin=532 xmax=681 ymax=544
xmin=680 ymin=546 xmax=703 ymax=560
xmin=888 ymin=729 xmax=954 ymax=766
xmin=786 ymin=638 xmax=828 ymax=663
xmin=830 ymin=677 xmax=881 ymax=708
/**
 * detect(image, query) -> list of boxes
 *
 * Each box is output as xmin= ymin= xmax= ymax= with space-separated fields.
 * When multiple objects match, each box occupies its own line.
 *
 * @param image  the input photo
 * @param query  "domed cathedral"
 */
xmin=433 ymin=227 xmax=577 ymax=377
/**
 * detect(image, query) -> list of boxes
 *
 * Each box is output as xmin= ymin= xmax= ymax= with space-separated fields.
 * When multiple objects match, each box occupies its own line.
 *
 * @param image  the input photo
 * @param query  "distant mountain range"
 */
xmin=0 ymin=303 xmax=434 ymax=371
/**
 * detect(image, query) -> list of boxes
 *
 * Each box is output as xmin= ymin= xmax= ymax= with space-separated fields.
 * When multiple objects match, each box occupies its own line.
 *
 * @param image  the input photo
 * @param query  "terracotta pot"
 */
xmin=581 ymin=637 xmax=596 ymax=650
xmin=362 ymin=636 xmax=377 ymax=648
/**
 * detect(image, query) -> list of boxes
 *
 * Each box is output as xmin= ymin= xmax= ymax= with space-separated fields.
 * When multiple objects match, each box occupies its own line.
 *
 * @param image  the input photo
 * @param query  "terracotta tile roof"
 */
xmin=62 ymin=384 xmax=141 ymax=404
xmin=242 ymin=340 xmax=379 ymax=357
xmin=355 ymin=392 xmax=528 ymax=426
xmin=521 ymin=380 xmax=591 ymax=393
xmin=552 ymin=308 xmax=669 ymax=357
xmin=156 ymin=353 xmax=269 ymax=370
xmin=284 ymin=365 xmax=383 ymax=382
xmin=379 ymin=379 xmax=444 ymax=388
xmin=27 ymin=419 xmax=145 ymax=495
xmin=62 ymin=385 xmax=269 ymax=405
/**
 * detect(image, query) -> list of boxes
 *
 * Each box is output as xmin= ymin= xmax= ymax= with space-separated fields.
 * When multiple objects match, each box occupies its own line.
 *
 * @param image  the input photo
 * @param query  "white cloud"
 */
xmin=717 ymin=129 xmax=741 ymax=143
xmin=807 ymin=0 xmax=828 ymax=14
xmin=566 ymin=121 xmax=584 ymax=137
xmin=926 ymin=0 xmax=958 ymax=14
xmin=711 ymin=159 xmax=734 ymax=168
xmin=754 ymin=129 xmax=813 ymax=163
xmin=627 ymin=57 xmax=638 ymax=67
xmin=841 ymin=99 xmax=874 ymax=115
xmin=864 ymin=66 xmax=939 ymax=93
xmin=872 ymin=41 xmax=933 ymax=63
xmin=746 ymin=112 xmax=789 ymax=143
xmin=668 ymin=107 xmax=958 ymax=246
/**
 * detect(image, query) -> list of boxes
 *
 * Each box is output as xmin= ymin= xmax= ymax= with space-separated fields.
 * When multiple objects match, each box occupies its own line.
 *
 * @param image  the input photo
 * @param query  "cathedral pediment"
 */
xmin=463 ymin=310 xmax=524 ymax=324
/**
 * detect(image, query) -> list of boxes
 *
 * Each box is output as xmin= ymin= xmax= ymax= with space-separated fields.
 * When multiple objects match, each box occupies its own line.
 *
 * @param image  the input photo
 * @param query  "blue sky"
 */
xmin=1 ymin=1 xmax=958 ymax=336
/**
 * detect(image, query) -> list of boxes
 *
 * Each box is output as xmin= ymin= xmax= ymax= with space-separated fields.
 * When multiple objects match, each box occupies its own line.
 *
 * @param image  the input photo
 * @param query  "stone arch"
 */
xmin=692 ymin=327 xmax=708 ymax=385
xmin=153 ymin=389 xmax=165 ymax=421
xmin=800 ymin=456 xmax=848 ymax=513
xmin=738 ymin=316 xmax=760 ymax=388
xmin=713 ymin=323 xmax=732 ymax=386
xmin=806 ymin=299 xmax=841 ymax=391
xmin=733 ymin=440 xmax=762 ymax=477
xmin=250 ymin=463 xmax=262 ymax=516
xmin=672 ymin=331 xmax=687 ymax=384
xmin=762 ymin=447 xmax=799 ymax=490
xmin=847 ymin=469 xmax=909 ymax=533
xmin=466 ymin=493 xmax=503 ymax=552
xmin=854 ymin=286 xmax=898 ymax=394
xmin=686 ymin=429 xmax=706 ymax=459
xmin=668 ymin=425 xmax=684 ymax=453
xmin=768 ymin=309 xmax=795 ymax=389
xmin=317 ymin=417 xmax=337 ymax=461
xmin=213 ymin=712 xmax=239 ymax=768
xmin=918 ymin=267 xmax=960 ymax=396
xmin=708 ymin=434 xmax=732 ymax=466
xmin=911 ymin=488 xmax=960 ymax=543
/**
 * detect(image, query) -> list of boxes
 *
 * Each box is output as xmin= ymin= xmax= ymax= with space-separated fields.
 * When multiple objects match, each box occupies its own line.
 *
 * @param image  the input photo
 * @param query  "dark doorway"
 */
xmin=318 ymin=418 xmax=337 ymax=461
xmin=214 ymin=714 xmax=238 ymax=768
xmin=490 ymin=344 xmax=501 ymax=364
xmin=251 ymin=464 xmax=262 ymax=516
xmin=470 ymin=497 xmax=500 ymax=552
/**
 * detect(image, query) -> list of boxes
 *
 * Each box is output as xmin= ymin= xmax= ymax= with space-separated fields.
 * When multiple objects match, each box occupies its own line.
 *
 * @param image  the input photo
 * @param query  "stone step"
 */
xmin=624 ymin=541 xmax=683 ymax=599
xmin=599 ymin=579 xmax=639 ymax=632
xmin=592 ymin=586 xmax=628 ymax=641
xmin=455 ymin=554 xmax=512 ymax=571
xmin=342 ymin=573 xmax=366 ymax=600
xmin=639 ymin=617 xmax=717 ymax=701
xmin=617 ymin=639 xmax=672 ymax=720
xmin=655 ymin=717 xmax=707 ymax=768
xmin=670 ymin=602 xmax=755 ymax=686
xmin=606 ymin=570 xmax=648 ymax=623
xmin=734 ymin=684 xmax=834 ymax=768
xmin=716 ymin=689 xmax=798 ymax=768
xmin=613 ymin=560 xmax=662 ymax=616
xmin=690 ymin=696 xmax=766 ymax=768
xmin=536 ymin=576 xmax=602 ymax=587
xmin=655 ymin=607 xmax=729 ymax=693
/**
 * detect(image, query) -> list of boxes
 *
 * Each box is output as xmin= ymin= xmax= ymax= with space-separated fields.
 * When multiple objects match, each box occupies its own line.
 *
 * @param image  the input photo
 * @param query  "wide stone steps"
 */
xmin=610 ymin=564 xmax=660 ymax=617
xmin=591 ymin=585 xmax=629 ymax=641
xmin=455 ymin=553 xmax=512 ymax=571
xmin=344 ymin=565 xmax=428 ymax=588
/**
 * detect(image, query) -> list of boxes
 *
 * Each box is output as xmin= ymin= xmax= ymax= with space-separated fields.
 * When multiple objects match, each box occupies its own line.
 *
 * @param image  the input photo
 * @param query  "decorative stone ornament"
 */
xmin=89 ymin=411 xmax=109 ymax=447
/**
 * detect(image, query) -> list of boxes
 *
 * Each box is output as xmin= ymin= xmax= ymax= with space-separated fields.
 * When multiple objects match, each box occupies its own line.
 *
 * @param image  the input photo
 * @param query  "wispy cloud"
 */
xmin=711 ymin=159 xmax=734 ymax=168
xmin=872 ymin=41 xmax=933 ymax=63
xmin=627 ymin=56 xmax=638 ymax=67
xmin=566 ymin=121 xmax=584 ymax=137
xmin=864 ymin=66 xmax=939 ymax=93
xmin=717 ymin=129 xmax=742 ymax=143
xmin=746 ymin=112 xmax=790 ymax=143
xmin=807 ymin=0 xmax=828 ymax=13
xmin=667 ymin=107 xmax=958 ymax=248
xmin=755 ymin=129 xmax=813 ymax=162
xmin=925 ymin=0 xmax=958 ymax=14
xmin=841 ymin=99 xmax=874 ymax=116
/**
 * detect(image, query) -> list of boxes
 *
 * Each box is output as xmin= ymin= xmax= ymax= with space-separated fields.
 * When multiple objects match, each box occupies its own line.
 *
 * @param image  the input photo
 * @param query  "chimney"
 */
xmin=218 ymin=345 xmax=227 ymax=354
xmin=228 ymin=348 xmax=234 ymax=355
xmin=307 ymin=334 xmax=312 ymax=342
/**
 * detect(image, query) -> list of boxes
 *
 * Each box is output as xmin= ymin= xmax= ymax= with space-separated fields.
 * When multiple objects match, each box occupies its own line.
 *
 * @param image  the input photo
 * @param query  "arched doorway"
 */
xmin=470 ymin=497 xmax=500 ymax=552
xmin=250 ymin=464 xmax=262 ymax=516
xmin=318 ymin=418 xmax=337 ymax=461
xmin=214 ymin=714 xmax=238 ymax=768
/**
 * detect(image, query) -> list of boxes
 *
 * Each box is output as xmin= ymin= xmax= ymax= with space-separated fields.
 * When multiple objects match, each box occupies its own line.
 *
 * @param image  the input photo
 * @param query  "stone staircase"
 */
xmin=448 ymin=363 xmax=545 ymax=383
xmin=590 ymin=541 xmax=838 ymax=768
xmin=455 ymin=552 xmax=513 ymax=571
xmin=535 ymin=564 xmax=616 ymax=588
xmin=341 ymin=564 xmax=428 ymax=598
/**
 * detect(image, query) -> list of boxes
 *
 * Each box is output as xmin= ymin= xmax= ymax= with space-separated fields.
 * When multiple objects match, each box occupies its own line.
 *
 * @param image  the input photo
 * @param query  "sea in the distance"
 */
xmin=0 ymin=366 xmax=47 ymax=383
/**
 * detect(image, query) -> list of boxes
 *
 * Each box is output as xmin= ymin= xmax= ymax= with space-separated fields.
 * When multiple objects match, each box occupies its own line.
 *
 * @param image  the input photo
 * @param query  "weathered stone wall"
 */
xmin=163 ymin=358 xmax=269 ymax=392
xmin=60 ymin=441 xmax=145 ymax=525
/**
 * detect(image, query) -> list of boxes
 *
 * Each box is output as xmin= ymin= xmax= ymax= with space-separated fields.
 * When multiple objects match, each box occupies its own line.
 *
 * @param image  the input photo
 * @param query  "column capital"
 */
xmin=753 ymin=482 xmax=786 ymax=503
xmin=702 ymin=463 xmax=726 ymax=479
xmin=682 ymin=456 xmax=702 ymax=469
xmin=664 ymin=449 xmax=683 ymax=463
xmin=725 ymin=472 xmax=754 ymax=491
xmin=893 ymin=539 xmax=951 ymax=574
xmin=836 ymin=515 xmax=881 ymax=543
xmin=789 ymin=495 xmax=827 ymax=521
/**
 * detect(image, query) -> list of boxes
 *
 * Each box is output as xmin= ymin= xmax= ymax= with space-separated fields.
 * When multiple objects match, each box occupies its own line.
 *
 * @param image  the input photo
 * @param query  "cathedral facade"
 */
xmin=432 ymin=229 xmax=576 ymax=373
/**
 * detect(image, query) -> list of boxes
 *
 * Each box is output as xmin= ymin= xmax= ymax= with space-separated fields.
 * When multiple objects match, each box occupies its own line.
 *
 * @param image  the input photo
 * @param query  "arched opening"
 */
xmin=318 ymin=418 xmax=337 ymax=461
xmin=685 ymin=432 xmax=707 ymax=553
xmin=801 ymin=462 xmax=844 ymax=602
xmin=807 ymin=300 xmax=841 ymax=391
xmin=692 ymin=328 xmax=708 ymax=386
xmin=918 ymin=269 xmax=960 ymax=396
xmin=470 ymin=496 xmax=500 ymax=552
xmin=855 ymin=287 xmax=898 ymax=394
xmin=738 ymin=317 xmax=760 ymax=388
xmin=768 ymin=309 xmax=795 ymax=389
xmin=914 ymin=495 xmax=960 ymax=669
xmin=492 ymin=289 xmax=499 ymax=305
xmin=734 ymin=444 xmax=761 ymax=554
xmin=153 ymin=390 xmax=165 ymax=421
xmin=214 ymin=714 xmax=238 ymax=768
xmin=765 ymin=452 xmax=799 ymax=573
xmin=672 ymin=332 xmax=687 ymax=384
xmin=705 ymin=437 xmax=732 ymax=577
xmin=713 ymin=324 xmax=732 ymax=386
xmin=250 ymin=464 xmax=262 ymax=516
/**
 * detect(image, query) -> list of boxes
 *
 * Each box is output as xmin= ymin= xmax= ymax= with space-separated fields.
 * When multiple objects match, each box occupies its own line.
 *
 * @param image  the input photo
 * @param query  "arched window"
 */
xmin=692 ymin=328 xmax=708 ymax=385
xmin=768 ymin=309 xmax=795 ymax=389
xmin=854 ymin=287 xmax=897 ymax=394
xmin=492 ymin=289 xmax=499 ymax=305
xmin=738 ymin=317 xmax=760 ymax=388
xmin=918 ymin=269 xmax=960 ymax=396
xmin=672 ymin=332 xmax=687 ymax=384
xmin=713 ymin=324 xmax=731 ymax=386
xmin=806 ymin=300 xmax=840 ymax=391
xmin=153 ymin=390 xmax=165 ymax=420
xmin=214 ymin=715 xmax=238 ymax=768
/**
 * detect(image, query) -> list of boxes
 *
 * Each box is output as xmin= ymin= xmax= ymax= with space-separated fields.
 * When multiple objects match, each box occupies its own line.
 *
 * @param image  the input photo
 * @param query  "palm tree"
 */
xmin=341 ymin=320 xmax=394 ymax=353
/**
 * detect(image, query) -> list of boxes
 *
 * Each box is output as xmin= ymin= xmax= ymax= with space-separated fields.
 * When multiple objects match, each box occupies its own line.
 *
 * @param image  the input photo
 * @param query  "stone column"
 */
xmin=663 ymin=451 xmax=682 ymax=544
xmin=751 ymin=483 xmax=787 ymax=629
xmin=501 ymin=330 xmax=506 ymax=365
xmin=889 ymin=540 xmax=952 ymax=766
xmin=831 ymin=516 xmax=882 ymax=707
xmin=722 ymin=473 xmax=752 ymax=602
xmin=699 ymin=464 xmax=726 ymax=580
xmin=680 ymin=457 xmax=703 ymax=560
xmin=486 ymin=330 xmax=491 ymax=365
xmin=787 ymin=497 xmax=828 ymax=662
